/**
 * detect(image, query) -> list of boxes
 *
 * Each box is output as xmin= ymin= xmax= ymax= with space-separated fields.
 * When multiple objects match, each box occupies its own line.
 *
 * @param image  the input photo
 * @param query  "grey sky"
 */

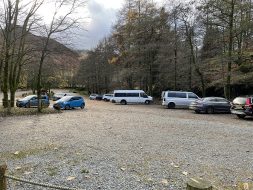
xmin=72 ymin=0 xmax=165 ymax=50
xmin=72 ymin=0 xmax=121 ymax=50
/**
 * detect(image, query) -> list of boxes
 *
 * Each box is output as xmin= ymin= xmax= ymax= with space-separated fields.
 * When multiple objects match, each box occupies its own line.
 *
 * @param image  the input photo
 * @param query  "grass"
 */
xmin=81 ymin=169 xmax=89 ymax=174
xmin=0 ymin=107 xmax=61 ymax=117
xmin=0 ymin=144 xmax=57 ymax=161
xmin=47 ymin=166 xmax=59 ymax=176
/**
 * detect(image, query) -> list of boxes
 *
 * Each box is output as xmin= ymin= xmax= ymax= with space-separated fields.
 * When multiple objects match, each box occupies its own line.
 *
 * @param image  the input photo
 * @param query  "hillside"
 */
xmin=21 ymin=31 xmax=81 ymax=89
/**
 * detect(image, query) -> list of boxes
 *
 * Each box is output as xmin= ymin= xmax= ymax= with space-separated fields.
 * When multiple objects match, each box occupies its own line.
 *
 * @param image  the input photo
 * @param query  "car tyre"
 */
xmin=65 ymin=105 xmax=70 ymax=110
xmin=120 ymin=100 xmax=127 ymax=105
xmin=168 ymin=102 xmax=175 ymax=109
xmin=25 ymin=103 xmax=30 ymax=108
xmin=237 ymin=114 xmax=246 ymax=119
xmin=206 ymin=107 xmax=214 ymax=114
xmin=80 ymin=103 xmax=85 ymax=109
xmin=195 ymin=110 xmax=200 ymax=114
xmin=145 ymin=100 xmax=150 ymax=105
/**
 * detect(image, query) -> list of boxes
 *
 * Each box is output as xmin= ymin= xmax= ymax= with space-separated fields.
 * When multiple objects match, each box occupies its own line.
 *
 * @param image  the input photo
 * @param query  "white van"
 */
xmin=111 ymin=90 xmax=153 ymax=105
xmin=162 ymin=91 xmax=199 ymax=108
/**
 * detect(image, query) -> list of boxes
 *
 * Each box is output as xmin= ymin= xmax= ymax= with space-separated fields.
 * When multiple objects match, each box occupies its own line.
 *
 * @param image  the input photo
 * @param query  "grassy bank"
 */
xmin=0 ymin=107 xmax=61 ymax=117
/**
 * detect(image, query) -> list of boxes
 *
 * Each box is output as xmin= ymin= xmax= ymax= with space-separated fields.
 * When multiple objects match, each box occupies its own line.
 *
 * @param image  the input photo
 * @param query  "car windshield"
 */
xmin=59 ymin=96 xmax=72 ymax=101
xmin=21 ymin=95 xmax=36 ymax=101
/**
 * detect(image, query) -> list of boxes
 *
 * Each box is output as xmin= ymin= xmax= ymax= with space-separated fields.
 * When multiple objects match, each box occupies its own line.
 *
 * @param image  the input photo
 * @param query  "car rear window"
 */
xmin=233 ymin=97 xmax=247 ymax=105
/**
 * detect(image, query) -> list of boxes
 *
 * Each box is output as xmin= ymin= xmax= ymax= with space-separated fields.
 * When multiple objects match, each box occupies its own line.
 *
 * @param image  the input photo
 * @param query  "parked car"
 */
xmin=189 ymin=97 xmax=231 ymax=114
xmin=89 ymin=94 xmax=98 ymax=100
xmin=95 ymin=94 xmax=103 ymax=100
xmin=162 ymin=91 xmax=199 ymax=108
xmin=111 ymin=90 xmax=153 ymax=105
xmin=53 ymin=96 xmax=85 ymax=110
xmin=16 ymin=95 xmax=50 ymax=108
xmin=231 ymin=96 xmax=253 ymax=119
xmin=52 ymin=93 xmax=72 ymax=101
xmin=102 ymin=94 xmax=113 ymax=101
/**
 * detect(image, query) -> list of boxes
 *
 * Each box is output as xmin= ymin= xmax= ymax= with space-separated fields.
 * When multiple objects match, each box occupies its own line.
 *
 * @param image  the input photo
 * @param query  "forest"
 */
xmin=76 ymin=0 xmax=253 ymax=99
xmin=1 ymin=0 xmax=253 ymax=111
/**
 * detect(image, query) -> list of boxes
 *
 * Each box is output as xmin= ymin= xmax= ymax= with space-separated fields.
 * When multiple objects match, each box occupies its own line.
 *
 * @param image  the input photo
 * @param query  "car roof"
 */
xmin=66 ymin=95 xmax=83 ymax=98
xmin=203 ymin=97 xmax=227 ymax=100
xmin=114 ymin=90 xmax=145 ymax=93
xmin=165 ymin=91 xmax=194 ymax=93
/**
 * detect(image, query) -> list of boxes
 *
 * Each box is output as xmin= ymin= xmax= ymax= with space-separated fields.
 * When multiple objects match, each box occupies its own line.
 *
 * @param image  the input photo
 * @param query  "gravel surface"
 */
xmin=0 ymin=99 xmax=253 ymax=190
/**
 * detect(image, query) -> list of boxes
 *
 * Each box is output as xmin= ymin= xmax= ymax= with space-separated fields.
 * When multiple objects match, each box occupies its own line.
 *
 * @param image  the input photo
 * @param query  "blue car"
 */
xmin=53 ymin=96 xmax=85 ymax=110
xmin=16 ymin=95 xmax=50 ymax=108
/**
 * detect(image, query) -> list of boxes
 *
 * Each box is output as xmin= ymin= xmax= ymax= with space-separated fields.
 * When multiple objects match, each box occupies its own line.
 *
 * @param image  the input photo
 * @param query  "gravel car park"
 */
xmin=1 ymin=99 xmax=253 ymax=189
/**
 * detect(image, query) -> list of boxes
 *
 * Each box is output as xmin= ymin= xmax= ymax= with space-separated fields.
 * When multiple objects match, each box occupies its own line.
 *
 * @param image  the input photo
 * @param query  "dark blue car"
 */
xmin=16 ymin=95 xmax=50 ymax=108
xmin=53 ymin=96 xmax=85 ymax=110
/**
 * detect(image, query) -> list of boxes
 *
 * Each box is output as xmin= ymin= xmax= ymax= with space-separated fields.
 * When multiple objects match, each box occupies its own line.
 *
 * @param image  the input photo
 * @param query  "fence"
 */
xmin=0 ymin=164 xmax=82 ymax=190
xmin=1 ymin=164 xmax=252 ymax=190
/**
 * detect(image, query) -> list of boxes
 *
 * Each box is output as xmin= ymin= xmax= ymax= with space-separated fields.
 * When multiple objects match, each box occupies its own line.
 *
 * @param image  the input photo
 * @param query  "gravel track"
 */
xmin=0 ymin=99 xmax=253 ymax=189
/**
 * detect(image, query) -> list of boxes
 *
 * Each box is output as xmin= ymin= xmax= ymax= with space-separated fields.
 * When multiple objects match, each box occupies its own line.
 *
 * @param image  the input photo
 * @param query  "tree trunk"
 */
xmin=186 ymin=24 xmax=205 ymax=96
xmin=2 ymin=91 xmax=8 ymax=108
xmin=10 ymin=90 xmax=15 ymax=107
xmin=225 ymin=0 xmax=235 ymax=99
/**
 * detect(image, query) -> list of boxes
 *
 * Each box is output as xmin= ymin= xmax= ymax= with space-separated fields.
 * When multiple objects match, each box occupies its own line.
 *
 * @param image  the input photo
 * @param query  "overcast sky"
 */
xmin=73 ymin=0 xmax=164 ymax=50
xmin=35 ymin=0 xmax=164 ymax=50
xmin=73 ymin=0 xmax=124 ymax=50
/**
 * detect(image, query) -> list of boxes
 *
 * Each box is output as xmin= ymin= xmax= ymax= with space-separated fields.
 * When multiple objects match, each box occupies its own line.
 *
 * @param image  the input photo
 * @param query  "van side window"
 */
xmin=167 ymin=92 xmax=176 ymax=97
xmin=127 ymin=93 xmax=139 ymax=97
xmin=176 ymin=93 xmax=187 ymax=98
xmin=115 ymin=93 xmax=126 ymax=97
xmin=188 ymin=93 xmax=198 ymax=99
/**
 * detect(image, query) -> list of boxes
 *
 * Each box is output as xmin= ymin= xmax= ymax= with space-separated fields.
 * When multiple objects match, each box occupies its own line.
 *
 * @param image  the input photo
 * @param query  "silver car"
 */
xmin=162 ymin=91 xmax=199 ymax=108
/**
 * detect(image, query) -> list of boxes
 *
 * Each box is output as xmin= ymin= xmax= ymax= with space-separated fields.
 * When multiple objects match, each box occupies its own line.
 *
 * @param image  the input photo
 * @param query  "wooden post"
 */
xmin=187 ymin=178 xmax=212 ymax=190
xmin=237 ymin=182 xmax=253 ymax=190
xmin=0 ymin=164 xmax=7 ymax=190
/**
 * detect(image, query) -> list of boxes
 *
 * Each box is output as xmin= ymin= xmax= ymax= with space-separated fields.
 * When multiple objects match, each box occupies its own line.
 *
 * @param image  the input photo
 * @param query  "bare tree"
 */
xmin=0 ymin=0 xmax=43 ymax=108
xmin=36 ymin=0 xmax=85 ymax=112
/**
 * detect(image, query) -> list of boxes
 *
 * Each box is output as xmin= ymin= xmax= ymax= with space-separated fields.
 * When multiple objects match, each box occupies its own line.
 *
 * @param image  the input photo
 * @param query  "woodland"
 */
xmin=76 ymin=0 xmax=253 ymax=98
xmin=1 ymin=0 xmax=253 ymax=111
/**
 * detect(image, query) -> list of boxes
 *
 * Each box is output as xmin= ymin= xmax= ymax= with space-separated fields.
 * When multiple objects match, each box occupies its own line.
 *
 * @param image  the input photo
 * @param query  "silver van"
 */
xmin=162 ymin=91 xmax=199 ymax=108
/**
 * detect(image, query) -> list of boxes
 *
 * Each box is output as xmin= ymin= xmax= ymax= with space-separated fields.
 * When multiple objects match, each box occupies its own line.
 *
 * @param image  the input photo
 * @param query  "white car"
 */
xmin=89 ymin=94 xmax=98 ymax=100
xmin=102 ymin=94 xmax=113 ymax=101
xmin=162 ymin=91 xmax=199 ymax=108
xmin=111 ymin=90 xmax=153 ymax=105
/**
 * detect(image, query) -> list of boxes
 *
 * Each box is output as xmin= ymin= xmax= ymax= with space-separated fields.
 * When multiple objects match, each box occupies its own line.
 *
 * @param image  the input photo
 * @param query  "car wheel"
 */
xmin=120 ymin=100 xmax=127 ymax=105
xmin=25 ymin=103 xmax=30 ymax=108
xmin=168 ymin=102 xmax=175 ymax=109
xmin=145 ymin=100 xmax=150 ymax=105
xmin=65 ymin=105 xmax=70 ymax=110
xmin=80 ymin=103 xmax=85 ymax=109
xmin=237 ymin=114 xmax=246 ymax=119
xmin=206 ymin=107 xmax=214 ymax=114
xmin=195 ymin=110 xmax=200 ymax=114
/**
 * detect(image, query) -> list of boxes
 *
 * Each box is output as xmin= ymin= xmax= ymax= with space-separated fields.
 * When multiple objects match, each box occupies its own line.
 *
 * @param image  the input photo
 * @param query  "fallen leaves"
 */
xmin=66 ymin=176 xmax=76 ymax=181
